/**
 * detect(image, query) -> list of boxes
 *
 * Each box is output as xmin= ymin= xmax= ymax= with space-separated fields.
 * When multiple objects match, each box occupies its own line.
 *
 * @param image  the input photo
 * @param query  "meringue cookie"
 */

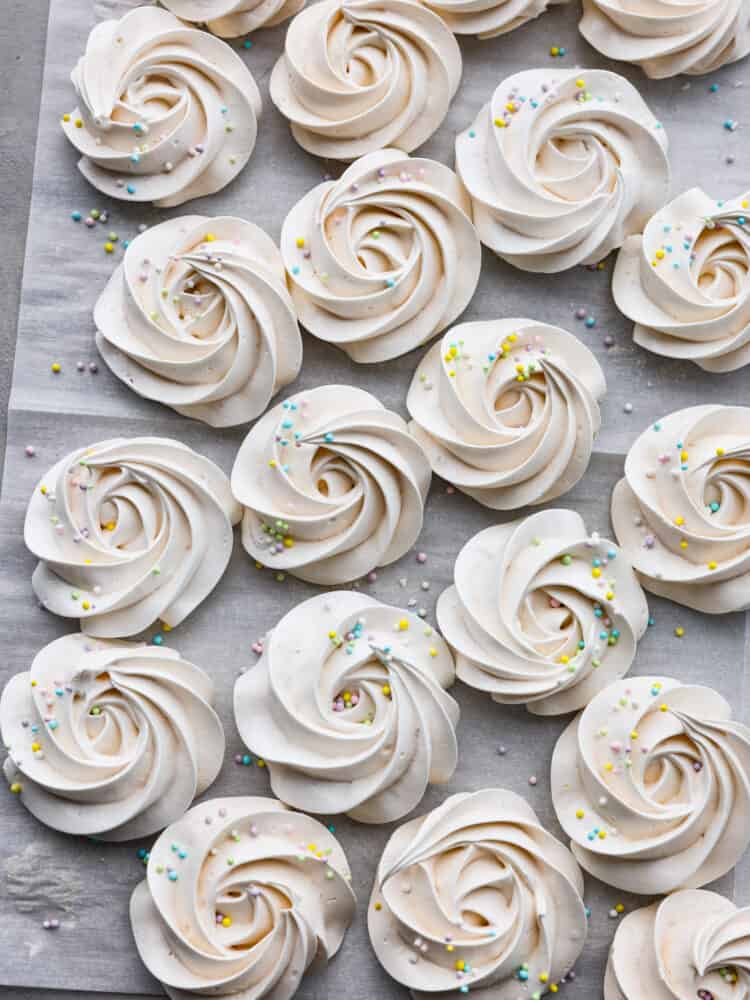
xmin=281 ymin=150 xmax=481 ymax=363
xmin=95 ymin=216 xmax=302 ymax=427
xmin=424 ymin=0 xmax=569 ymax=38
xmin=269 ymin=0 xmax=461 ymax=161
xmin=611 ymin=405 xmax=750 ymax=613
xmin=369 ymin=789 xmax=588 ymax=997
xmin=234 ymin=592 xmax=458 ymax=823
xmin=613 ymin=188 xmax=750 ymax=373
xmin=552 ymin=675 xmax=750 ymax=894
xmin=437 ymin=510 xmax=649 ymax=716
xmin=161 ymin=0 xmax=304 ymax=35
xmin=26 ymin=437 xmax=241 ymax=637
xmin=231 ymin=384 xmax=432 ymax=584
xmin=580 ymin=0 xmax=750 ymax=79
xmin=61 ymin=7 xmax=262 ymax=207
xmin=407 ymin=319 xmax=606 ymax=508
xmin=456 ymin=68 xmax=670 ymax=273
xmin=604 ymin=889 xmax=750 ymax=999
xmin=131 ymin=796 xmax=356 ymax=1000
xmin=1 ymin=633 xmax=223 ymax=841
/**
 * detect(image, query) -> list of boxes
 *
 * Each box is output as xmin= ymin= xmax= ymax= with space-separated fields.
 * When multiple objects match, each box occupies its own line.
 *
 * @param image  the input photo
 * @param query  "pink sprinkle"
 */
xmin=25 ymin=445 xmax=35 ymax=457
xmin=416 ymin=552 xmax=427 ymax=564
xmin=367 ymin=571 xmax=378 ymax=583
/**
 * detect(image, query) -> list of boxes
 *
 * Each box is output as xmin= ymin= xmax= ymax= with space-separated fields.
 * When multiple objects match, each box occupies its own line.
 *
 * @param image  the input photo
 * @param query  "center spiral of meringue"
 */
xmin=693 ymin=216 xmax=750 ymax=303
xmin=536 ymin=132 xmax=618 ymax=203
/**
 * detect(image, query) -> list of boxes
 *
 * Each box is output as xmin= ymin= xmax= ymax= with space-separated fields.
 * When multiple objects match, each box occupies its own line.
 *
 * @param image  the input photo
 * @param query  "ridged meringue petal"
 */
xmin=613 ymin=188 xmax=750 ymax=373
xmin=611 ymin=404 xmax=750 ymax=613
xmin=282 ymin=150 xmax=481 ymax=363
xmin=369 ymin=789 xmax=587 ymax=997
xmin=0 ymin=633 xmax=224 ymax=840
xmin=580 ymin=0 xmax=750 ymax=79
xmin=407 ymin=319 xmax=605 ymax=508
xmin=95 ymin=216 xmax=302 ymax=426
xmin=270 ymin=0 xmax=461 ymax=160
xmin=437 ymin=509 xmax=649 ymax=716
xmin=234 ymin=592 xmax=458 ymax=823
xmin=161 ymin=0 xmax=305 ymax=36
xmin=552 ymin=676 xmax=750 ymax=894
xmin=25 ymin=437 xmax=241 ymax=637
xmin=423 ymin=0 xmax=569 ymax=38
xmin=605 ymin=889 xmax=750 ymax=999
xmin=61 ymin=7 xmax=262 ymax=207
xmin=456 ymin=68 xmax=670 ymax=273
xmin=130 ymin=797 xmax=356 ymax=1000
xmin=231 ymin=384 xmax=432 ymax=584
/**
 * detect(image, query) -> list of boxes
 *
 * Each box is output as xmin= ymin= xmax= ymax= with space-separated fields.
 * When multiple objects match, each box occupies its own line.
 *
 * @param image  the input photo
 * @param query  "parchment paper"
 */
xmin=1 ymin=0 xmax=749 ymax=995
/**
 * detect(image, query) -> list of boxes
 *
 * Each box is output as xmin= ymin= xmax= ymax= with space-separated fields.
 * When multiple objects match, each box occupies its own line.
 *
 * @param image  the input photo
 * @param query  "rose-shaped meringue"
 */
xmin=1 ymin=633 xmax=223 ymax=841
xmin=369 ymin=788 xmax=588 ymax=997
xmin=130 ymin=796 xmax=356 ymax=1000
xmin=407 ymin=319 xmax=606 ymax=508
xmin=437 ymin=510 xmax=649 ymax=717
xmin=611 ymin=405 xmax=750 ymax=613
xmin=231 ymin=384 xmax=432 ymax=584
xmin=580 ymin=0 xmax=750 ymax=79
xmin=281 ymin=150 xmax=481 ymax=363
xmin=161 ymin=0 xmax=304 ymax=36
xmin=61 ymin=7 xmax=262 ymax=207
xmin=455 ymin=68 xmax=670 ymax=274
xmin=423 ymin=0 xmax=569 ymax=38
xmin=26 ymin=437 xmax=241 ymax=638
xmin=605 ymin=889 xmax=750 ymax=999
xmin=95 ymin=216 xmax=302 ymax=427
xmin=234 ymin=592 xmax=458 ymax=824
xmin=613 ymin=189 xmax=750 ymax=373
xmin=269 ymin=0 xmax=461 ymax=161
xmin=552 ymin=675 xmax=750 ymax=894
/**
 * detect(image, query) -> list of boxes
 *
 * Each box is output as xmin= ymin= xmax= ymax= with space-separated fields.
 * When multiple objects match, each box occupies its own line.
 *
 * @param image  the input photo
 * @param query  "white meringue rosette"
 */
xmin=613 ymin=188 xmax=750 ymax=373
xmin=130 ymin=796 xmax=356 ymax=1000
xmin=234 ymin=592 xmax=458 ymax=823
xmin=423 ymin=0 xmax=569 ymax=38
xmin=95 ymin=216 xmax=302 ymax=427
xmin=580 ymin=0 xmax=750 ymax=79
xmin=161 ymin=0 xmax=304 ymax=35
xmin=604 ymin=889 xmax=750 ymax=999
xmin=1 ymin=633 xmax=224 ymax=841
xmin=611 ymin=404 xmax=750 ymax=613
xmin=407 ymin=319 xmax=606 ymax=508
xmin=455 ymin=68 xmax=670 ymax=273
xmin=369 ymin=789 xmax=588 ymax=997
xmin=281 ymin=150 xmax=481 ymax=363
xmin=25 ymin=437 xmax=241 ymax=637
xmin=552 ymin=675 xmax=750 ymax=894
xmin=231 ymin=385 xmax=432 ymax=585
xmin=269 ymin=0 xmax=461 ymax=161
xmin=61 ymin=7 xmax=262 ymax=207
xmin=437 ymin=510 xmax=649 ymax=717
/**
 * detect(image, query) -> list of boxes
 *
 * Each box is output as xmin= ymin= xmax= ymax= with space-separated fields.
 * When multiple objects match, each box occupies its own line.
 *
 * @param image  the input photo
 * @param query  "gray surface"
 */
xmin=2 ymin=0 xmax=750 ymax=997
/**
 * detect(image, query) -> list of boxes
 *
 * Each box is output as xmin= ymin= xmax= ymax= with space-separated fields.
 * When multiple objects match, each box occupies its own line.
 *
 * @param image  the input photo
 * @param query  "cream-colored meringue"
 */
xmin=234 ymin=592 xmax=458 ymax=823
xmin=161 ymin=0 xmax=304 ymax=35
xmin=437 ymin=510 xmax=649 ymax=716
xmin=25 ymin=437 xmax=241 ymax=638
xmin=580 ymin=0 xmax=750 ymax=79
xmin=614 ymin=188 xmax=750 ymax=373
xmin=611 ymin=405 xmax=750 ymax=613
xmin=269 ymin=0 xmax=461 ymax=161
xmin=131 ymin=796 xmax=356 ymax=1000
xmin=423 ymin=0 xmax=569 ymax=38
xmin=1 ymin=633 xmax=223 ymax=841
xmin=369 ymin=788 xmax=587 ymax=997
xmin=231 ymin=385 xmax=432 ymax=584
xmin=552 ymin=675 xmax=750 ymax=894
xmin=407 ymin=319 xmax=605 ymax=508
xmin=604 ymin=889 xmax=750 ymax=999
xmin=61 ymin=7 xmax=262 ymax=207
xmin=281 ymin=150 xmax=481 ymax=363
xmin=95 ymin=216 xmax=302 ymax=427
xmin=456 ymin=68 xmax=670 ymax=273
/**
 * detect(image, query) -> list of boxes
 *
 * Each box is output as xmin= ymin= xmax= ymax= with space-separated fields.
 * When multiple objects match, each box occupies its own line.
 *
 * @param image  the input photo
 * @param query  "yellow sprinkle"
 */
xmin=62 ymin=113 xmax=71 ymax=122
xmin=516 ymin=374 xmax=525 ymax=382
xmin=615 ymin=904 xmax=625 ymax=914
xmin=374 ymin=902 xmax=382 ymax=911
xmin=575 ymin=809 xmax=584 ymax=819
xmin=575 ymin=78 xmax=585 ymax=88
xmin=382 ymin=685 xmax=391 ymax=697
xmin=591 ymin=568 xmax=601 ymax=578
xmin=605 ymin=591 xmax=614 ymax=600
xmin=104 ymin=521 xmax=116 ymax=531
xmin=51 ymin=363 xmax=61 ymax=373
xmin=74 ymin=118 xmax=83 ymax=128
xmin=398 ymin=619 xmax=409 ymax=631
xmin=256 ymin=759 xmax=265 ymax=768
xmin=655 ymin=249 xmax=665 ymax=260
xmin=742 ymin=201 xmax=749 ymax=209
xmin=455 ymin=960 xmax=465 ymax=972
xmin=559 ymin=655 xmax=570 ymax=664
xmin=221 ymin=916 xmax=232 ymax=927
xmin=680 ymin=450 xmax=688 ymax=462
xmin=81 ymin=601 xmax=90 ymax=611
xmin=296 ymin=237 xmax=305 ymax=248
xmin=104 ymin=242 xmax=114 ymax=254
xmin=660 ymin=704 xmax=668 ymax=712
xmin=31 ymin=743 xmax=41 ymax=753
xmin=550 ymin=987 xmax=559 ymax=995
xmin=493 ymin=118 xmax=507 ymax=128
xmin=162 ymin=623 xmax=172 ymax=632
xmin=679 ymin=539 xmax=688 ymax=550
xmin=630 ymin=730 xmax=639 ymax=740
xmin=328 ymin=631 xmax=337 ymax=639
xmin=515 ymin=363 xmax=525 ymax=373
xmin=540 ymin=973 xmax=549 ymax=984
xmin=268 ymin=460 xmax=277 ymax=468
xmin=508 ymin=334 xmax=517 ymax=342
xmin=283 ymin=537 xmax=294 ymax=548
xmin=40 ymin=486 xmax=47 ymax=495
xmin=708 ymin=561 xmax=717 ymax=570
xmin=598 ymin=830 xmax=607 ymax=839
xmin=674 ymin=516 xmax=684 ymax=526
xmin=716 ymin=447 xmax=725 ymax=456
xmin=505 ymin=102 xmax=515 ymax=112
xmin=675 ymin=626 xmax=685 ymax=638
xmin=448 ymin=370 xmax=456 ymax=377
xmin=550 ymin=46 xmax=559 ymax=55
xmin=10 ymin=783 xmax=22 ymax=794
xmin=651 ymin=260 xmax=659 ymax=268
xmin=30 ymin=680 xmax=37 ymax=687
xmin=204 ymin=233 xmax=216 ymax=242
xmin=604 ymin=763 xmax=613 ymax=772
xmin=428 ymin=648 xmax=438 ymax=658
xmin=446 ymin=943 xmax=454 ymax=952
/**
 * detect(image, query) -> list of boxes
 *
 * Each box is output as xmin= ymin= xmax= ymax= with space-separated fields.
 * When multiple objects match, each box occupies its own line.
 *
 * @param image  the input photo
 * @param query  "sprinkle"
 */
xmin=675 ymin=626 xmax=685 ymax=638
xmin=51 ymin=362 xmax=61 ymax=374
xmin=9 ymin=783 xmax=22 ymax=794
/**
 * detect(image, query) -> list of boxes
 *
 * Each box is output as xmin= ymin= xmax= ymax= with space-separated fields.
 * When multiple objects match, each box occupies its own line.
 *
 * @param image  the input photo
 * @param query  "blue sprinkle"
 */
xmin=152 ymin=634 xmax=164 ymax=646
xmin=48 ymin=720 xmax=59 ymax=730
xmin=71 ymin=211 xmax=82 ymax=222
xmin=126 ymin=184 xmax=135 ymax=194
xmin=168 ymin=871 xmax=178 ymax=882
xmin=324 ymin=433 xmax=335 ymax=443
